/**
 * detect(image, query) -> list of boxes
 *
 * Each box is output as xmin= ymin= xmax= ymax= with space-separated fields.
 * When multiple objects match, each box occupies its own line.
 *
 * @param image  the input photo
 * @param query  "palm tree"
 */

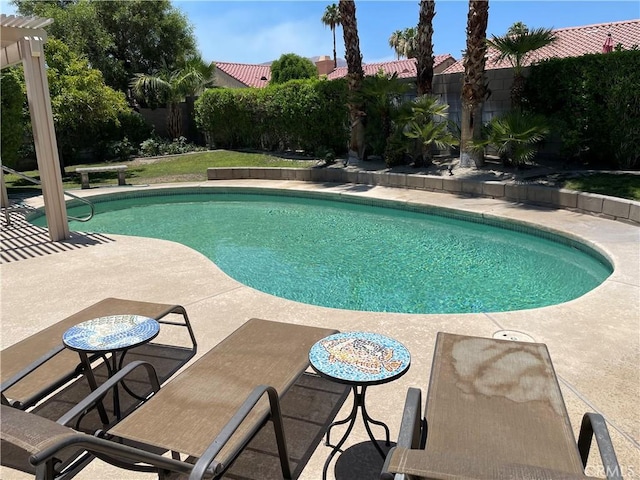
xmin=487 ymin=24 xmax=556 ymax=108
xmin=131 ymin=55 xmax=214 ymax=139
xmin=403 ymin=95 xmax=458 ymax=166
xmin=416 ymin=0 xmax=436 ymax=95
xmin=460 ymin=0 xmax=489 ymax=168
xmin=339 ymin=0 xmax=365 ymax=159
xmin=389 ymin=30 xmax=404 ymax=60
xmin=321 ymin=4 xmax=342 ymax=68
xmin=388 ymin=27 xmax=418 ymax=59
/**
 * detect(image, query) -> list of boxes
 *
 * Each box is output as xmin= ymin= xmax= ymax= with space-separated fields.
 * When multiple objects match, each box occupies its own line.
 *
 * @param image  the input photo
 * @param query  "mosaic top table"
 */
xmin=63 ymin=314 xmax=160 ymax=422
xmin=309 ymin=331 xmax=411 ymax=479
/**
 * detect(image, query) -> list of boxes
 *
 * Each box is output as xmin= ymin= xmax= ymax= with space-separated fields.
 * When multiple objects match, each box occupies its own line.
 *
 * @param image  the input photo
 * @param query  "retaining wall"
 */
xmin=207 ymin=167 xmax=640 ymax=225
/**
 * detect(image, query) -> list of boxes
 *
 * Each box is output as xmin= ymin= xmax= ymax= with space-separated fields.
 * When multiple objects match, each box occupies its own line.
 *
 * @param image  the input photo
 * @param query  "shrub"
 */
xmin=523 ymin=49 xmax=640 ymax=169
xmin=0 ymin=69 xmax=24 ymax=168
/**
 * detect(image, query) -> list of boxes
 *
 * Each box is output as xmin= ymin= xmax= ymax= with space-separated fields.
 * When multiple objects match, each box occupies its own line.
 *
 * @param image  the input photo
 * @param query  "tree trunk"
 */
xmin=332 ymin=28 xmax=338 ymax=69
xmin=416 ymin=0 xmax=436 ymax=95
xmin=167 ymin=102 xmax=183 ymax=140
xmin=460 ymin=0 xmax=489 ymax=168
xmin=339 ymin=0 xmax=365 ymax=160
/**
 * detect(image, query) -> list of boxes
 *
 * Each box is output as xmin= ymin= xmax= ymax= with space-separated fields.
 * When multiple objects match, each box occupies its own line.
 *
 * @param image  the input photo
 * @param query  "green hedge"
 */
xmin=0 ymin=69 xmax=25 ymax=168
xmin=523 ymin=50 xmax=640 ymax=169
xmin=195 ymin=78 xmax=349 ymax=156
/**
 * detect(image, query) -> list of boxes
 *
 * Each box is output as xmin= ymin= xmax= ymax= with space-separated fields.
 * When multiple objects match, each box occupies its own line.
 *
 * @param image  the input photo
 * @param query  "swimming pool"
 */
xmin=34 ymin=188 xmax=612 ymax=314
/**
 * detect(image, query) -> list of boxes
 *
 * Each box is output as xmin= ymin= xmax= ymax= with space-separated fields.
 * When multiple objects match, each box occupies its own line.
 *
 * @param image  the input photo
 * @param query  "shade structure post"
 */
xmin=20 ymin=35 xmax=69 ymax=241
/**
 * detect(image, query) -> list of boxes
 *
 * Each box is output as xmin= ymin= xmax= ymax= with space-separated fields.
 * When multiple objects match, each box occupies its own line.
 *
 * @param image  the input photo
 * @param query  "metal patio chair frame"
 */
xmin=381 ymin=332 xmax=622 ymax=480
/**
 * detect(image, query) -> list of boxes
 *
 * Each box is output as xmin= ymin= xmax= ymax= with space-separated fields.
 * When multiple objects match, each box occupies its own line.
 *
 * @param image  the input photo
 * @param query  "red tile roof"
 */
xmin=442 ymin=19 xmax=640 ymax=74
xmin=326 ymin=55 xmax=455 ymax=80
xmin=214 ymin=62 xmax=271 ymax=88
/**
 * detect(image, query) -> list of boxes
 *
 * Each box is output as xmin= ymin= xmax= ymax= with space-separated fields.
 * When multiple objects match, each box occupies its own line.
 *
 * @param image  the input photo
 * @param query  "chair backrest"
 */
xmin=390 ymin=332 xmax=589 ymax=479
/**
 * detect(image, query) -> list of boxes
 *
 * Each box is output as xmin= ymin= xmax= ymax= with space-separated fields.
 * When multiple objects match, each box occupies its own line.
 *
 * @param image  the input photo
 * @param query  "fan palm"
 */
xmin=402 ymin=96 xmax=458 ymax=166
xmin=460 ymin=0 xmax=489 ymax=168
xmin=388 ymin=27 xmax=417 ymax=59
xmin=130 ymin=55 xmax=214 ymax=139
xmin=416 ymin=0 xmax=436 ymax=95
xmin=472 ymin=110 xmax=550 ymax=167
xmin=487 ymin=26 xmax=556 ymax=107
xmin=321 ymin=4 xmax=342 ymax=68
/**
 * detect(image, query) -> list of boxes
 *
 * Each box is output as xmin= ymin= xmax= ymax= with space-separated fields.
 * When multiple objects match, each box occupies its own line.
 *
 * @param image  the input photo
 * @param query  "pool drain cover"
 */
xmin=493 ymin=330 xmax=535 ymax=342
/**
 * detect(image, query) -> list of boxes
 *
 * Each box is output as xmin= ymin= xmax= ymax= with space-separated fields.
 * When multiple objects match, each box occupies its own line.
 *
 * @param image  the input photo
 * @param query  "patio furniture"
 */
xmin=1 ymin=297 xmax=196 ymax=410
xmin=62 ymin=315 xmax=161 ymax=422
xmin=381 ymin=332 xmax=622 ymax=480
xmin=309 ymin=331 xmax=411 ymax=480
xmin=2 ymin=318 xmax=339 ymax=480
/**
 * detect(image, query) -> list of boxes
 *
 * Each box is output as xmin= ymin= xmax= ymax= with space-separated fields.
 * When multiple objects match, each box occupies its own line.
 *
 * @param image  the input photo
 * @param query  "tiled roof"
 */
xmin=214 ymin=62 xmax=271 ymax=88
xmin=326 ymin=55 xmax=455 ymax=80
xmin=442 ymin=19 xmax=640 ymax=74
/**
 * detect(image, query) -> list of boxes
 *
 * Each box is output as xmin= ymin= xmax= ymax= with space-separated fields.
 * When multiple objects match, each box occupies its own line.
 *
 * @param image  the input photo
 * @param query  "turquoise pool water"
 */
xmin=42 ymin=190 xmax=611 ymax=314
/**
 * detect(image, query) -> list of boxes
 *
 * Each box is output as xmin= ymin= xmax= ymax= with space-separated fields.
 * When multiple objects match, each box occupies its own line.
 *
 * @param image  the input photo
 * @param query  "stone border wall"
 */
xmin=207 ymin=167 xmax=640 ymax=225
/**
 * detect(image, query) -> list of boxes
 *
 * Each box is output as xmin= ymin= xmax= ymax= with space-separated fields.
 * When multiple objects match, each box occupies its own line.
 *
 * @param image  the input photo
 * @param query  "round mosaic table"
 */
xmin=309 ymin=331 xmax=411 ymax=478
xmin=63 ymin=315 xmax=160 ymax=422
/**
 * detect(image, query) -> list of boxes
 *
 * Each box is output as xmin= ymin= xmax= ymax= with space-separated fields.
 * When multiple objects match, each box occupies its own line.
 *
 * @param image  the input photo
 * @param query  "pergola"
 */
xmin=1 ymin=14 xmax=69 ymax=241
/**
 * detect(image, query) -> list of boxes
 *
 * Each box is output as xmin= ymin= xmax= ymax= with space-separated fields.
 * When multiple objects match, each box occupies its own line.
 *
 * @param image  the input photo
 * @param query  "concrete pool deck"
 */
xmin=1 ymin=179 xmax=639 ymax=479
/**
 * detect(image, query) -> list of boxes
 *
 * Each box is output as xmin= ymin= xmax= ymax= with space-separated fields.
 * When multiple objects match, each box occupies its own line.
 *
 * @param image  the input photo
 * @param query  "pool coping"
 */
xmin=206 ymin=167 xmax=640 ymax=225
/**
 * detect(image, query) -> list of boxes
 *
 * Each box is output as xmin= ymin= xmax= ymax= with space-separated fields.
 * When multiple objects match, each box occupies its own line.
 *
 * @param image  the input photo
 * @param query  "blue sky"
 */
xmin=2 ymin=1 xmax=638 ymax=64
xmin=172 ymin=1 xmax=639 ymax=64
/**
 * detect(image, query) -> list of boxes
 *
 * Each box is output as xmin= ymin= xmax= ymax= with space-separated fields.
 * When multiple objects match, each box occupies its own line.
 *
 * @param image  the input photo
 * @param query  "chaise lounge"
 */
xmin=2 ymin=318 xmax=339 ymax=480
xmin=381 ymin=332 xmax=622 ymax=480
xmin=1 ymin=297 xmax=197 ymax=410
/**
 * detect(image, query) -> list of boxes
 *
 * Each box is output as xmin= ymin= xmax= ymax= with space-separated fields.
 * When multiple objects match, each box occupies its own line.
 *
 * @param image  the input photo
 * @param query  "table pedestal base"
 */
xmin=322 ymin=385 xmax=390 ymax=480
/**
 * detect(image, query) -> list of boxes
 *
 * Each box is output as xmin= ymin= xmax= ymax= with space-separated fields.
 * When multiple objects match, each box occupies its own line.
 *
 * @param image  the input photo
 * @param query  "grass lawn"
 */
xmin=561 ymin=174 xmax=640 ymax=201
xmin=5 ymin=150 xmax=316 ymax=190
xmin=5 ymin=150 xmax=639 ymax=201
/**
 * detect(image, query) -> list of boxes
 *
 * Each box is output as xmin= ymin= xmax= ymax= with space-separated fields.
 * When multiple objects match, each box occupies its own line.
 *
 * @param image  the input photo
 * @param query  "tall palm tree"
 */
xmin=321 ymin=4 xmax=342 ymax=68
xmin=487 ymin=25 xmax=556 ymax=108
xmin=388 ymin=27 xmax=418 ymax=59
xmin=416 ymin=0 xmax=436 ymax=95
xmin=389 ymin=30 xmax=404 ymax=60
xmin=131 ymin=55 xmax=214 ymax=139
xmin=460 ymin=0 xmax=489 ymax=168
xmin=339 ymin=0 xmax=365 ymax=159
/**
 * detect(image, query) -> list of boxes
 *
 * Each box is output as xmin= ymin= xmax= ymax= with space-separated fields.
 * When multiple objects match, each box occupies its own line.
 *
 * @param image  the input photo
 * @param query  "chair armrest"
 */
xmin=381 ymin=387 xmax=424 ymax=480
xmin=397 ymin=387 xmax=424 ymax=449
xmin=578 ymin=413 xmax=622 ymax=480
xmin=30 ymin=431 xmax=194 ymax=478
xmin=188 ymin=384 xmax=291 ymax=480
xmin=56 ymin=361 xmax=161 ymax=427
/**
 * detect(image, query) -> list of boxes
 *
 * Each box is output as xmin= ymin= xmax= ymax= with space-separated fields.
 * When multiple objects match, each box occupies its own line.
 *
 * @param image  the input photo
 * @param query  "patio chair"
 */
xmin=381 ymin=332 xmax=622 ymax=480
xmin=2 ymin=318 xmax=339 ymax=480
xmin=1 ymin=297 xmax=196 ymax=410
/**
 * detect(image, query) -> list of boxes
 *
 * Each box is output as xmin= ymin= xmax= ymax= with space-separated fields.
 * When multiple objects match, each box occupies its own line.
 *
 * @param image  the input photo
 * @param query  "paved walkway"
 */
xmin=1 ymin=180 xmax=638 ymax=479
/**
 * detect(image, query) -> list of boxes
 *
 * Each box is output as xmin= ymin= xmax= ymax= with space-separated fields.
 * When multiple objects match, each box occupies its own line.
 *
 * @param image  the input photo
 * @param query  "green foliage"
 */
xmin=401 ymin=96 xmax=458 ymax=166
xmin=195 ymin=78 xmax=348 ymax=155
xmin=472 ymin=110 xmax=549 ymax=167
xmin=358 ymin=72 xmax=410 ymax=155
xmin=14 ymin=0 xmax=198 ymax=92
xmin=270 ymin=53 xmax=319 ymax=85
xmin=41 ymin=38 xmax=132 ymax=163
xmin=130 ymin=55 xmax=214 ymax=139
xmin=487 ymin=26 xmax=557 ymax=75
xmin=0 ymin=69 xmax=25 ymax=168
xmin=388 ymin=27 xmax=417 ymax=59
xmin=523 ymin=50 xmax=640 ymax=169
xmin=138 ymin=136 xmax=205 ymax=157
